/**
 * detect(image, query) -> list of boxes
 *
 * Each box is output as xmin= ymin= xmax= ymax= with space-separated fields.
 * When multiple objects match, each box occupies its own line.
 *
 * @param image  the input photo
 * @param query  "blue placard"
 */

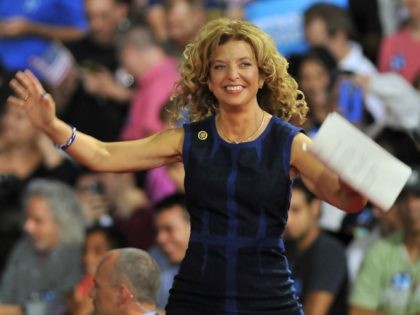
xmin=244 ymin=0 xmax=348 ymax=56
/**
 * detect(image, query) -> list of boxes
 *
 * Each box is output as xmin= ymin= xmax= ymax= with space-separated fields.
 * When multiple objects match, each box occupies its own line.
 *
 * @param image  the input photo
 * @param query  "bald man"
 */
xmin=90 ymin=248 xmax=160 ymax=315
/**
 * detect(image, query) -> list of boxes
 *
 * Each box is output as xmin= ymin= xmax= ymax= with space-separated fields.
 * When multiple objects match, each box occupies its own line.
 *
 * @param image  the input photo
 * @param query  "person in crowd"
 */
xmin=145 ymin=101 xmax=186 ymax=204
xmin=376 ymin=0 xmax=407 ymax=37
xmin=0 ymin=0 xmax=87 ymax=76
xmin=346 ymin=199 xmax=403 ymax=282
xmin=290 ymin=47 xmax=338 ymax=137
xmin=303 ymin=3 xmax=386 ymax=127
xmin=100 ymin=172 xmax=155 ymax=250
xmin=74 ymin=171 xmax=113 ymax=227
xmin=0 ymin=179 xmax=86 ymax=315
xmin=90 ymin=248 xmax=161 ymax=315
xmin=0 ymin=99 xmax=79 ymax=273
xmin=353 ymin=72 xmax=420 ymax=139
xmin=68 ymin=225 xmax=126 ymax=315
xmin=163 ymin=0 xmax=207 ymax=58
xmin=149 ymin=193 xmax=190 ymax=309
xmin=285 ymin=178 xmax=349 ymax=315
xmin=119 ymin=24 xmax=179 ymax=141
xmin=347 ymin=0 xmax=382 ymax=63
xmin=347 ymin=127 xmax=419 ymax=281
xmin=378 ymin=0 xmax=420 ymax=86
xmin=130 ymin=0 xmax=168 ymax=42
xmin=8 ymin=18 xmax=367 ymax=314
xmin=349 ymin=166 xmax=420 ymax=315
xmin=64 ymin=0 xmax=133 ymax=141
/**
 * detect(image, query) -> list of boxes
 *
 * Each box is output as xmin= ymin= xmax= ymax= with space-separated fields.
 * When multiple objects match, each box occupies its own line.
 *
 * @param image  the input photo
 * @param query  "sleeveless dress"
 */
xmin=166 ymin=115 xmax=304 ymax=315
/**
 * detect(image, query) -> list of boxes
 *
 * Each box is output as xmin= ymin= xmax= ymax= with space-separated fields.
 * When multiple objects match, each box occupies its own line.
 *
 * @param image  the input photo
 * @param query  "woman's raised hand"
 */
xmin=7 ymin=70 xmax=57 ymax=132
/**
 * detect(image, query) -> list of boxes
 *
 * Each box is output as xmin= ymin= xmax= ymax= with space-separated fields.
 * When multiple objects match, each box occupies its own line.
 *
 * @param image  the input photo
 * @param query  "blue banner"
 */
xmin=244 ymin=0 xmax=348 ymax=56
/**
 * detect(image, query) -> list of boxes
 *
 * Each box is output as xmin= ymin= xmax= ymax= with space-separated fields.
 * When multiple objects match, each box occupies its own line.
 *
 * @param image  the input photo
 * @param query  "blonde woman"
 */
xmin=8 ymin=18 xmax=366 ymax=315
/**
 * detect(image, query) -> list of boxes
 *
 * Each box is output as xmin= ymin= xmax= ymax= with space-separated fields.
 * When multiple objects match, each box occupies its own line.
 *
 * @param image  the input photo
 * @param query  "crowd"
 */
xmin=0 ymin=0 xmax=419 ymax=315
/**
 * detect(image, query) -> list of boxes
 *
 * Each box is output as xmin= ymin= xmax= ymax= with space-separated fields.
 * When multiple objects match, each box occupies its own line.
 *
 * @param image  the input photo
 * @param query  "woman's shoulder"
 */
xmin=183 ymin=115 xmax=214 ymax=131
xmin=270 ymin=115 xmax=303 ymax=134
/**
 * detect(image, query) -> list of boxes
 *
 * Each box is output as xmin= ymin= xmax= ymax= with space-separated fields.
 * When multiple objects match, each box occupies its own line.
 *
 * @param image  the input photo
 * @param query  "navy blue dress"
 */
xmin=166 ymin=115 xmax=304 ymax=315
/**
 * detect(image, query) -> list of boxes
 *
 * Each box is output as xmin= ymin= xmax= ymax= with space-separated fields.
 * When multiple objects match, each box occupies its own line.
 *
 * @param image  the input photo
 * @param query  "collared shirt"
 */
xmin=350 ymin=231 xmax=420 ymax=315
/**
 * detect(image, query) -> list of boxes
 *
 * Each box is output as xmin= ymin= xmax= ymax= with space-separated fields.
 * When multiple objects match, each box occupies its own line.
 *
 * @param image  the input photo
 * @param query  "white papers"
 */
xmin=309 ymin=112 xmax=412 ymax=211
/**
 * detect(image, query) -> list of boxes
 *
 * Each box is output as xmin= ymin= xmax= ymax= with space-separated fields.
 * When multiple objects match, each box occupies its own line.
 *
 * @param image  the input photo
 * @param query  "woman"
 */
xmin=68 ymin=225 xmax=125 ymax=315
xmin=8 ymin=18 xmax=366 ymax=315
xmin=293 ymin=47 xmax=338 ymax=137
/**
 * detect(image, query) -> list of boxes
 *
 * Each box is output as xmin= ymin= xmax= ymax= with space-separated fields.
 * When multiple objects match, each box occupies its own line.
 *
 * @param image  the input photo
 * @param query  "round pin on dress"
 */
xmin=198 ymin=131 xmax=208 ymax=140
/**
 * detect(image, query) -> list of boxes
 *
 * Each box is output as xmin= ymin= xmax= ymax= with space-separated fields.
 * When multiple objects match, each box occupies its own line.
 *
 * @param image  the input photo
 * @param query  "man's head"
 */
xmin=303 ymin=3 xmax=353 ymax=57
xmin=85 ymin=0 xmax=130 ymax=45
xmin=118 ymin=25 xmax=165 ymax=77
xmin=399 ymin=167 xmax=420 ymax=236
xmin=285 ymin=178 xmax=321 ymax=242
xmin=165 ymin=0 xmax=206 ymax=47
xmin=23 ymin=179 xmax=86 ymax=252
xmin=154 ymin=193 xmax=190 ymax=264
xmin=91 ymin=248 xmax=160 ymax=315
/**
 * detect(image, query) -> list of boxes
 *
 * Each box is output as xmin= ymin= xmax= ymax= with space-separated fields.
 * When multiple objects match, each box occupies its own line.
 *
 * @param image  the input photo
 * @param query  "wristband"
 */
xmin=55 ymin=125 xmax=76 ymax=151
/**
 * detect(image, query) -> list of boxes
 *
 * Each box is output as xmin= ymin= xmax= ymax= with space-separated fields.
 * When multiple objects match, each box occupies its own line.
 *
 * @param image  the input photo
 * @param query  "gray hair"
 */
xmin=23 ymin=178 xmax=86 ymax=245
xmin=112 ymin=248 xmax=161 ymax=304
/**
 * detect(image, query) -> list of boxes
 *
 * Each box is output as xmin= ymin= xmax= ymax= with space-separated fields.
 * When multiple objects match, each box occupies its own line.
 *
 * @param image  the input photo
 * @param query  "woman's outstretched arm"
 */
xmin=8 ymin=70 xmax=183 ymax=172
xmin=291 ymin=133 xmax=367 ymax=213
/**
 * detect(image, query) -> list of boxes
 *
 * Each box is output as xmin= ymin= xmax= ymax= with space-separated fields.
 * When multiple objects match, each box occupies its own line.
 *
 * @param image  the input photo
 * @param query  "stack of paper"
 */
xmin=309 ymin=112 xmax=412 ymax=211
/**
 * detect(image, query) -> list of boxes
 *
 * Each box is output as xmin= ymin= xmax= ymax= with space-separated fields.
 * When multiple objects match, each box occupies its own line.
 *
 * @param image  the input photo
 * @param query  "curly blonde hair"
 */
xmin=172 ymin=18 xmax=308 ymax=123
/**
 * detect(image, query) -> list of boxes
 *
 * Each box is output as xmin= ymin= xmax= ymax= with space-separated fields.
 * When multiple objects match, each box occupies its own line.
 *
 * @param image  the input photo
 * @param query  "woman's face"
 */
xmin=0 ymin=104 xmax=36 ymax=145
xmin=208 ymin=39 xmax=264 ymax=110
xmin=83 ymin=231 xmax=112 ymax=275
xmin=298 ymin=59 xmax=330 ymax=108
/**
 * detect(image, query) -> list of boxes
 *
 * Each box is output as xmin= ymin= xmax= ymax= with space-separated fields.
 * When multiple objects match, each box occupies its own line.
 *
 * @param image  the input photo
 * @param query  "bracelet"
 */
xmin=55 ymin=125 xmax=77 ymax=150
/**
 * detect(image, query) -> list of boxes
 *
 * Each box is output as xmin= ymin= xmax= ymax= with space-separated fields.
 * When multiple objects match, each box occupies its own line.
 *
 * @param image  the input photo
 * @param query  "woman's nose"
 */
xmin=227 ymin=65 xmax=239 ymax=80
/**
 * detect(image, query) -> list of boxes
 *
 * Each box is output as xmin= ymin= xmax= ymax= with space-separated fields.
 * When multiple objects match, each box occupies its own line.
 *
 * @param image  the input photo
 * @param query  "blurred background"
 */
xmin=0 ymin=0 xmax=419 ymax=314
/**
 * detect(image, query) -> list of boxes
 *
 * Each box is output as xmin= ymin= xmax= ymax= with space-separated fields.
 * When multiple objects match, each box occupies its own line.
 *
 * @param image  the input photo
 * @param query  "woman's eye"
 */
xmin=240 ymin=62 xmax=252 ymax=68
xmin=213 ymin=64 xmax=225 ymax=70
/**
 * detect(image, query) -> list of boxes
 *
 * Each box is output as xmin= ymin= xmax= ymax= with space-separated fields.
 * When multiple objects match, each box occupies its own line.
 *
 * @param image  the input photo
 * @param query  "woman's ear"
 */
xmin=258 ymin=73 xmax=266 ymax=89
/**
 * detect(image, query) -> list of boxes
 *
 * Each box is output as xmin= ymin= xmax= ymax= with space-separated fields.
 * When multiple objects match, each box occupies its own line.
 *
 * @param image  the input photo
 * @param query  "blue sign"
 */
xmin=244 ymin=0 xmax=348 ymax=56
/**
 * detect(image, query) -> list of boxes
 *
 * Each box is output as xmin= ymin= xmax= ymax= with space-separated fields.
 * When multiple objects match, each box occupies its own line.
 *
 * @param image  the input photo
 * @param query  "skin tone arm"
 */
xmin=81 ymin=68 xmax=134 ymax=103
xmin=291 ymin=133 xmax=368 ymax=213
xmin=8 ymin=70 xmax=183 ymax=172
xmin=350 ymin=306 xmax=384 ymax=315
xmin=304 ymin=292 xmax=335 ymax=315
xmin=0 ymin=18 xmax=85 ymax=41
xmin=0 ymin=305 xmax=23 ymax=315
xmin=10 ymin=71 xmax=366 ymax=210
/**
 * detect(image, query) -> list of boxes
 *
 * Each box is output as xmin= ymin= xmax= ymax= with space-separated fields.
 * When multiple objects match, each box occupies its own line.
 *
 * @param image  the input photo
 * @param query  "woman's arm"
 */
xmin=52 ymin=119 xmax=183 ymax=172
xmin=8 ymin=70 xmax=183 ymax=173
xmin=291 ymin=133 xmax=367 ymax=213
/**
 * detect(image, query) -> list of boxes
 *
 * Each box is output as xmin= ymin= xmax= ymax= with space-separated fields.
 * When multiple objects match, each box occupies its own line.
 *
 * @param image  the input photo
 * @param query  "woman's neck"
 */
xmin=216 ymin=105 xmax=267 ymax=143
